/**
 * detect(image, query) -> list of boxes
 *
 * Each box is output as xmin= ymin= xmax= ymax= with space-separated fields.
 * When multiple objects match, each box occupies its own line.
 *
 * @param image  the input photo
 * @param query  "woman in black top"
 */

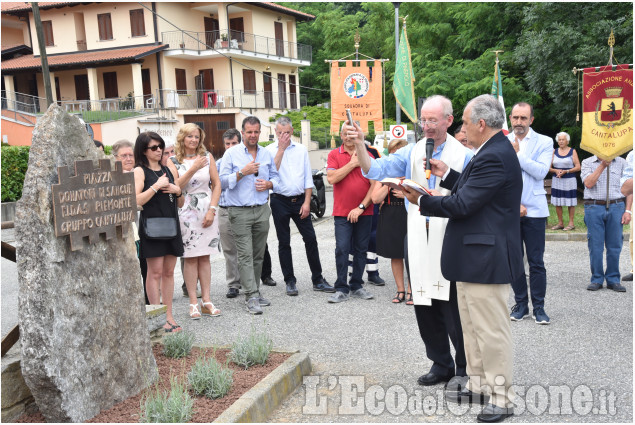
xmin=133 ymin=132 xmax=185 ymax=333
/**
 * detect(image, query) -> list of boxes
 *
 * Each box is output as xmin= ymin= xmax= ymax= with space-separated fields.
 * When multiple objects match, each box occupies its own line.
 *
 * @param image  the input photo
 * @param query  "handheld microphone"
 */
xmin=425 ymin=138 xmax=434 ymax=179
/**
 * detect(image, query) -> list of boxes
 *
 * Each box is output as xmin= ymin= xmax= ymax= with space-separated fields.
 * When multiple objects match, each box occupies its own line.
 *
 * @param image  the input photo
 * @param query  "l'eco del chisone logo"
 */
xmin=344 ymin=73 xmax=370 ymax=99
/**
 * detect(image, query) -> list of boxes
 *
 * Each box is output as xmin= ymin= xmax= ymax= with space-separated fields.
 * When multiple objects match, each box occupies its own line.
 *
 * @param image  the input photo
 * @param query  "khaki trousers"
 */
xmin=228 ymin=204 xmax=270 ymax=300
xmin=219 ymin=207 xmax=240 ymax=289
xmin=456 ymin=281 xmax=515 ymax=408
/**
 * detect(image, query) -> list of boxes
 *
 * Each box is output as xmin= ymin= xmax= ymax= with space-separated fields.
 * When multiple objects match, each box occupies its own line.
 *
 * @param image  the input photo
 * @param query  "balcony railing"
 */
xmin=161 ymin=29 xmax=312 ymax=63
xmin=1 ymin=91 xmax=48 ymax=114
xmin=156 ymin=89 xmax=306 ymax=111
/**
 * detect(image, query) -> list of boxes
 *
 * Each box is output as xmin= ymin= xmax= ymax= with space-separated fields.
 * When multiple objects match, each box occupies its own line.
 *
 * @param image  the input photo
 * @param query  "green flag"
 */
xmin=393 ymin=27 xmax=417 ymax=123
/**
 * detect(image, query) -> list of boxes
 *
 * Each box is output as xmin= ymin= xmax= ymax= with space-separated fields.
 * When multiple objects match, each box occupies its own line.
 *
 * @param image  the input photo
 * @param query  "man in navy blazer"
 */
xmin=403 ymin=94 xmax=523 ymax=423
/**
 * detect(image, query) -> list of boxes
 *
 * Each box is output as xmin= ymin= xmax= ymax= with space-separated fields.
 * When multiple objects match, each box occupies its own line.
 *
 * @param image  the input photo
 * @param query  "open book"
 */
xmin=381 ymin=178 xmax=432 ymax=196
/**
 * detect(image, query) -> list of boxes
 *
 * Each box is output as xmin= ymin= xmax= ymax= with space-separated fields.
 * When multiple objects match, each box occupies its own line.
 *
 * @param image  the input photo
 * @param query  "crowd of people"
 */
xmin=105 ymin=92 xmax=632 ymax=423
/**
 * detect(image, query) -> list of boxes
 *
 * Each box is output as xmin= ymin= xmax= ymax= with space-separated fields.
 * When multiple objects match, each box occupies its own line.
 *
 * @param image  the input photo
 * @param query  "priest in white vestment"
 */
xmin=346 ymin=95 xmax=473 ymax=387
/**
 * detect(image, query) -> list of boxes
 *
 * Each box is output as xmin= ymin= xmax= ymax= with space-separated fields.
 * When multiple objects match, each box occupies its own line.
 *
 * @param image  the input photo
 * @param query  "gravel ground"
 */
xmin=2 ymin=191 xmax=632 ymax=422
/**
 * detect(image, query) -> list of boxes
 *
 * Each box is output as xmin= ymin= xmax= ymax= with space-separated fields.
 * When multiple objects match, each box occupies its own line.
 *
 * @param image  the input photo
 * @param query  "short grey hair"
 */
xmin=112 ymin=139 xmax=133 ymax=157
xmin=555 ymin=132 xmax=570 ymax=143
xmin=275 ymin=116 xmax=293 ymax=128
xmin=422 ymin=95 xmax=453 ymax=117
xmin=467 ymin=95 xmax=505 ymax=129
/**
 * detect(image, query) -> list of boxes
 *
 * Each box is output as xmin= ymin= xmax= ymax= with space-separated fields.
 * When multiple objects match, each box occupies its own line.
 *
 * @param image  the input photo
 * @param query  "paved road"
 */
xmin=2 ymin=190 xmax=632 ymax=422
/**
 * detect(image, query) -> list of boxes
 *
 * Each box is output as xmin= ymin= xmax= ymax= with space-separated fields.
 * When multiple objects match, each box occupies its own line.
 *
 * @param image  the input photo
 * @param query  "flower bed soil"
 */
xmin=17 ymin=344 xmax=289 ymax=423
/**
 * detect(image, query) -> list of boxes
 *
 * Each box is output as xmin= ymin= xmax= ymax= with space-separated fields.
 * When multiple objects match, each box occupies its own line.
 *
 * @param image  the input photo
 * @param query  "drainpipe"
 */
xmin=226 ymin=3 xmax=237 ymax=94
xmin=152 ymin=2 xmax=164 ymax=108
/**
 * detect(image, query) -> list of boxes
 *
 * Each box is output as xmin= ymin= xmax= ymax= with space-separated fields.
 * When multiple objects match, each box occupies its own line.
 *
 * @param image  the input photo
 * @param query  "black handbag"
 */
xmin=143 ymin=166 xmax=178 ymax=240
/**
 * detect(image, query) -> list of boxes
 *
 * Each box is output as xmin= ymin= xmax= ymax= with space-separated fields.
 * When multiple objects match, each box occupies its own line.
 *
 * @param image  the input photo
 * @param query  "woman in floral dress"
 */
xmin=166 ymin=123 xmax=222 ymax=319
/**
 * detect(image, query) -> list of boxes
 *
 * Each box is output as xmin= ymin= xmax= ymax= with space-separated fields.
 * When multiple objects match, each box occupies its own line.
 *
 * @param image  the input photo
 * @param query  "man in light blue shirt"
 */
xmin=219 ymin=116 xmax=280 ymax=314
xmin=507 ymin=102 xmax=553 ymax=325
xmin=265 ymin=117 xmax=334 ymax=296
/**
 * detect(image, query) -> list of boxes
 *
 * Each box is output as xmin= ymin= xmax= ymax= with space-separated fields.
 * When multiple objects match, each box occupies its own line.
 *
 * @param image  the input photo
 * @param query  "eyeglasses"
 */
xmin=419 ymin=120 xmax=440 ymax=128
xmin=116 ymin=154 xmax=134 ymax=159
xmin=146 ymin=145 xmax=163 ymax=151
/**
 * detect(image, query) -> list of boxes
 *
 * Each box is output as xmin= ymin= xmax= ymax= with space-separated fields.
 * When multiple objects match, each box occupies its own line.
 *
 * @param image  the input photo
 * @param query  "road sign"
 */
xmin=390 ymin=125 xmax=406 ymax=139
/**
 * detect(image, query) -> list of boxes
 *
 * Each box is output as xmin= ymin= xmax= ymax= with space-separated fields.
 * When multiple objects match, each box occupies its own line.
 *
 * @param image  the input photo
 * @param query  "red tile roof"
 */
xmin=1 ymin=2 xmax=77 ymax=13
xmin=1 ymin=44 xmax=167 ymax=71
xmin=257 ymin=2 xmax=315 ymax=21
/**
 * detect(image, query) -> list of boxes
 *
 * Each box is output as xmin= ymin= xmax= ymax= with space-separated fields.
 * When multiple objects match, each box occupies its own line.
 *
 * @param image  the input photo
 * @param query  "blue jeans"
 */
xmin=334 ymin=216 xmax=372 ymax=293
xmin=511 ymin=217 xmax=547 ymax=309
xmin=584 ymin=203 xmax=625 ymax=285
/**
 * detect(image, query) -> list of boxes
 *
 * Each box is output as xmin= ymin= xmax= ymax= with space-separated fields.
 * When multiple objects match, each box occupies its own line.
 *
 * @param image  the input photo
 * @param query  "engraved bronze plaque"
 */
xmin=51 ymin=159 xmax=136 ymax=251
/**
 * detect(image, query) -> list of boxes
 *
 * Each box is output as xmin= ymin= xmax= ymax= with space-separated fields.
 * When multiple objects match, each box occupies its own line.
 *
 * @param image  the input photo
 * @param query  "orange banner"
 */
xmin=581 ymin=64 xmax=633 ymax=160
xmin=330 ymin=61 xmax=383 ymax=136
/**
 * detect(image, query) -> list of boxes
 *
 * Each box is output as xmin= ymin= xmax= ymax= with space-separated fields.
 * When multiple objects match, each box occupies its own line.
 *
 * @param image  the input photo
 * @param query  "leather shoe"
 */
xmin=587 ymin=282 xmax=602 ymax=291
xmin=313 ymin=278 xmax=336 ymax=293
xmin=226 ymin=287 xmax=239 ymax=298
xmin=417 ymin=371 xmax=454 ymax=386
xmin=262 ymin=277 xmax=277 ymax=286
xmin=445 ymin=387 xmax=489 ymax=405
xmin=286 ymin=281 xmax=298 ymax=296
xmin=477 ymin=404 xmax=514 ymax=423
xmin=607 ymin=283 xmax=627 ymax=292
xmin=622 ymin=273 xmax=633 ymax=282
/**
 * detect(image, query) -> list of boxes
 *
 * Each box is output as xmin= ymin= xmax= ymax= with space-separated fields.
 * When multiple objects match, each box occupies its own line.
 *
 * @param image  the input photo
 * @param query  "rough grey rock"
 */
xmin=15 ymin=104 xmax=157 ymax=422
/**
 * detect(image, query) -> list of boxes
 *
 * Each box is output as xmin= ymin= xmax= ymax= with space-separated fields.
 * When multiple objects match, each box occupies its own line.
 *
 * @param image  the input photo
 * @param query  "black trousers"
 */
xmin=270 ymin=194 xmax=323 ymax=283
xmin=405 ymin=234 xmax=466 ymax=376
xmin=261 ymin=243 xmax=272 ymax=280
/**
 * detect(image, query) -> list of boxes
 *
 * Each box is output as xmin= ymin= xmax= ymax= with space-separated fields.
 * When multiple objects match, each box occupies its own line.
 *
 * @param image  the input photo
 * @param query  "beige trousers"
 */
xmin=456 ymin=281 xmax=515 ymax=408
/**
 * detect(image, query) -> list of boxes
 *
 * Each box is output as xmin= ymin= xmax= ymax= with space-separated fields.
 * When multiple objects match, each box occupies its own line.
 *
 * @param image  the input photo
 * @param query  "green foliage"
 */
xmin=103 ymin=145 xmax=112 ymax=155
xmin=162 ymin=331 xmax=194 ymax=359
xmin=187 ymin=354 xmax=233 ymax=399
xmin=283 ymin=1 xmax=632 ymax=146
xmin=1 ymin=146 xmax=30 ymax=202
xmin=140 ymin=376 xmax=194 ymax=423
xmin=229 ymin=327 xmax=273 ymax=369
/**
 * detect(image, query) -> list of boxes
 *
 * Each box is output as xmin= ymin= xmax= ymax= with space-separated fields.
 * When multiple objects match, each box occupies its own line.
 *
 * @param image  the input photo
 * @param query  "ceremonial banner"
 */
xmin=393 ymin=27 xmax=417 ymax=123
xmin=581 ymin=64 xmax=633 ymax=160
xmin=491 ymin=60 xmax=509 ymax=132
xmin=330 ymin=60 xmax=383 ymax=135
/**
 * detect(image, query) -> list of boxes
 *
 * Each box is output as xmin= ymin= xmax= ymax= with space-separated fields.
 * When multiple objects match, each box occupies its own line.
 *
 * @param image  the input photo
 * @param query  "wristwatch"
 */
xmin=238 ymin=170 xmax=244 ymax=178
xmin=358 ymin=203 xmax=366 ymax=210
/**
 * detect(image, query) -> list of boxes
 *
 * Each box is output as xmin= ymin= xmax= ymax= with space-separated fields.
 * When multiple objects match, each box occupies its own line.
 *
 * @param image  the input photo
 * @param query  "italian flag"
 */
xmin=491 ymin=59 xmax=509 ymax=134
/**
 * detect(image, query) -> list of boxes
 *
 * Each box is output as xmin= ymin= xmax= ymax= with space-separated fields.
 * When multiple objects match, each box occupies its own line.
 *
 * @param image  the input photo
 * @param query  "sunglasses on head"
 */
xmin=146 ymin=145 xmax=163 ymax=151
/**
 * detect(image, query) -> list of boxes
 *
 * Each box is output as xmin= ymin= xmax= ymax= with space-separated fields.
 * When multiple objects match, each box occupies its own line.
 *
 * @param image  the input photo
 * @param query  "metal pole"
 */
xmin=393 ymin=2 xmax=401 ymax=124
xmin=31 ymin=2 xmax=53 ymax=107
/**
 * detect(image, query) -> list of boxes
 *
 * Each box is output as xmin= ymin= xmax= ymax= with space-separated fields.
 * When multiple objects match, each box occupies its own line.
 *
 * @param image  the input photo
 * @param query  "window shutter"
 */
xmin=243 ymin=70 xmax=256 ymax=94
xmin=175 ymin=69 xmax=187 ymax=94
xmin=98 ymin=14 xmax=113 ymax=40
xmin=42 ymin=21 xmax=54 ymax=46
xmin=130 ymin=9 xmax=145 ymax=37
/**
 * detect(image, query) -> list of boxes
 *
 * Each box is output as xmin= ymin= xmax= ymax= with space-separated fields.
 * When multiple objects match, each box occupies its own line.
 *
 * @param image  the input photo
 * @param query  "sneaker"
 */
xmin=532 ymin=307 xmax=551 ymax=325
xmin=607 ymin=283 xmax=627 ymax=292
xmin=510 ymin=303 xmax=529 ymax=321
xmin=327 ymin=291 xmax=349 ymax=303
xmin=245 ymin=297 xmax=263 ymax=314
xmin=262 ymin=277 xmax=277 ymax=286
xmin=313 ymin=278 xmax=336 ymax=293
xmin=351 ymin=287 xmax=374 ymax=300
xmin=587 ymin=282 xmax=603 ymax=291
xmin=258 ymin=296 xmax=271 ymax=306
xmin=366 ymin=273 xmax=386 ymax=286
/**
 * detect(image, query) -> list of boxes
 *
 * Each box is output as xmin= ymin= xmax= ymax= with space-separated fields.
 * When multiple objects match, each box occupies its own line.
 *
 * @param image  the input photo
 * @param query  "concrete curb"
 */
xmin=213 ymin=351 xmax=312 ymax=423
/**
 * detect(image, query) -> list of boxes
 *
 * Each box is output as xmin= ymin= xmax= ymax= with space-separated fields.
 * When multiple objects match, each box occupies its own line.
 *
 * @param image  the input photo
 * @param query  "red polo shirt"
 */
xmin=327 ymin=146 xmax=375 ymax=217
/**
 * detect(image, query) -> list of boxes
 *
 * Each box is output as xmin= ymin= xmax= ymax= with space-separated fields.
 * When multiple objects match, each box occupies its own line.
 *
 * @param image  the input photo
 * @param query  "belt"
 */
xmin=272 ymin=193 xmax=304 ymax=203
xmin=219 ymin=205 xmax=226 ymax=209
xmin=227 ymin=204 xmax=266 ymax=209
xmin=583 ymin=198 xmax=625 ymax=205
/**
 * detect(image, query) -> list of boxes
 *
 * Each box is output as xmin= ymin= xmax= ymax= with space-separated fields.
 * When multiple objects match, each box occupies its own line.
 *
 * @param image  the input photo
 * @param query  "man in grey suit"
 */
xmin=402 ymin=94 xmax=523 ymax=423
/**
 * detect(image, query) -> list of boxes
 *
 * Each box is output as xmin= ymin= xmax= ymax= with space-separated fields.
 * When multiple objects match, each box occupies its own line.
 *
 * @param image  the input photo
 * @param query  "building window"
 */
xmin=97 ymin=13 xmax=113 ymax=40
xmin=42 ymin=21 xmax=54 ymax=46
xmin=216 ymin=121 xmax=230 ymax=130
xmin=243 ymin=70 xmax=256 ymax=95
xmin=130 ymin=9 xmax=145 ymax=37
xmin=175 ymin=68 xmax=187 ymax=94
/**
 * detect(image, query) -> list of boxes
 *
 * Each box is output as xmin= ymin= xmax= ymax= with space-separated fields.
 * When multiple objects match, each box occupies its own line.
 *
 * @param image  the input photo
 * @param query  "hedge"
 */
xmin=1 ymin=146 xmax=30 ymax=202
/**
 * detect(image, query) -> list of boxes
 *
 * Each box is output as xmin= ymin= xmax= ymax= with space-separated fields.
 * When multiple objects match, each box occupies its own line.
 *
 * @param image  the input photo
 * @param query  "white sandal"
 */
xmin=189 ymin=303 xmax=201 ymax=320
xmin=202 ymin=301 xmax=221 ymax=317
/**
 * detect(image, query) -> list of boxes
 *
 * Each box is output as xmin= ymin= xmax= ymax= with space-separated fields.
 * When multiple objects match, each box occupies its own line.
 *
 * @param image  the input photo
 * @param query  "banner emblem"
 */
xmin=344 ymin=73 xmax=369 ymax=99
xmin=595 ymin=87 xmax=630 ymax=128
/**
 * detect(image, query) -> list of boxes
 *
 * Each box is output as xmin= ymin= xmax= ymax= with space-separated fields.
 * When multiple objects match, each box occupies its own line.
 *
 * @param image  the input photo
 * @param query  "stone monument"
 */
xmin=15 ymin=105 xmax=158 ymax=422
